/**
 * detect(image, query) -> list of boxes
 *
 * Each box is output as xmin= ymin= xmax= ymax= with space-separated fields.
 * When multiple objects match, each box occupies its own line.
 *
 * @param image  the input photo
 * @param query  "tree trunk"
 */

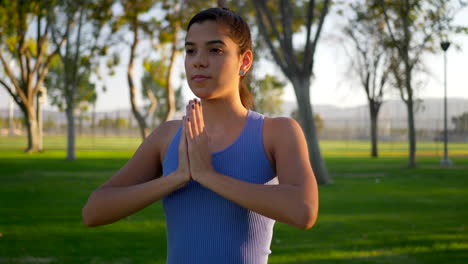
xmin=402 ymin=0 xmax=416 ymax=168
xmin=128 ymin=20 xmax=149 ymax=140
xmin=293 ymin=78 xmax=331 ymax=185
xmin=64 ymin=6 xmax=84 ymax=161
xmin=163 ymin=26 xmax=179 ymax=122
xmin=92 ymin=102 xmax=96 ymax=137
xmin=36 ymin=87 xmax=46 ymax=151
xmin=24 ymin=104 xmax=40 ymax=153
xmin=369 ymin=102 xmax=380 ymax=158
xmin=66 ymin=106 xmax=76 ymax=161
xmin=8 ymin=96 xmax=14 ymax=136
xmin=406 ymin=95 xmax=416 ymax=167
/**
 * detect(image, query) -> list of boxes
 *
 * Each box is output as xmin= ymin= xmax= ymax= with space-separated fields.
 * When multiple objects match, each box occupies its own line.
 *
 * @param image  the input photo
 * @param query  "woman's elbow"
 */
xmin=82 ymin=204 xmax=97 ymax=227
xmin=82 ymin=198 xmax=106 ymax=227
xmin=297 ymin=202 xmax=318 ymax=230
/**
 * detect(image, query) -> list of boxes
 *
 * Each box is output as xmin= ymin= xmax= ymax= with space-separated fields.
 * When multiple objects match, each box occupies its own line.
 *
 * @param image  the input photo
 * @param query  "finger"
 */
xmin=190 ymin=100 xmax=200 ymax=136
xmin=179 ymin=116 xmax=186 ymax=151
xmin=186 ymin=101 xmax=191 ymax=119
xmin=185 ymin=115 xmax=194 ymax=141
xmin=194 ymin=99 xmax=204 ymax=135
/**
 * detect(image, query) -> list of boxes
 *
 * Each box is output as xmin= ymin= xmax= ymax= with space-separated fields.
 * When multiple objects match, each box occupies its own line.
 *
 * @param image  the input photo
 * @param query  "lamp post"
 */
xmin=440 ymin=41 xmax=452 ymax=166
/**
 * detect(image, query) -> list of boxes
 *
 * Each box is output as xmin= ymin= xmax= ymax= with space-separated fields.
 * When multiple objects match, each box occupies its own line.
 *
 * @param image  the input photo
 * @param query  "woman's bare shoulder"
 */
xmin=150 ymin=119 xmax=182 ymax=140
xmin=147 ymin=119 xmax=183 ymax=156
xmin=263 ymin=116 xmax=302 ymax=139
xmin=263 ymin=116 xmax=303 ymax=164
xmin=99 ymin=119 xmax=183 ymax=187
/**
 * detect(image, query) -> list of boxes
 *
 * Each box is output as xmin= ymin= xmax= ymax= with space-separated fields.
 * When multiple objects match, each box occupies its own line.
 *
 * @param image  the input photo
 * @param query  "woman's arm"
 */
xmin=82 ymin=120 xmax=189 ymax=227
xmin=184 ymin=101 xmax=318 ymax=230
xmin=196 ymin=118 xmax=318 ymax=229
xmin=82 ymin=172 xmax=187 ymax=227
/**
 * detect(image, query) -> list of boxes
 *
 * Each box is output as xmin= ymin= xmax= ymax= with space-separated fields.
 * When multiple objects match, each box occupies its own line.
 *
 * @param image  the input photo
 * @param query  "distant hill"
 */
xmin=281 ymin=98 xmax=468 ymax=130
xmin=1 ymin=97 xmax=467 ymax=130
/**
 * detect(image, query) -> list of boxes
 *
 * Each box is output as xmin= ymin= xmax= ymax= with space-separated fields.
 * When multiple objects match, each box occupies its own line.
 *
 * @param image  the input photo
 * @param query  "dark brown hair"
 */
xmin=187 ymin=7 xmax=254 ymax=109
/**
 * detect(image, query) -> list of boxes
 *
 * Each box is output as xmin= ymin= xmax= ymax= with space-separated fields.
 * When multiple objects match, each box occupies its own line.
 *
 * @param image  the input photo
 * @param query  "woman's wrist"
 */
xmin=193 ymin=168 xmax=216 ymax=186
xmin=171 ymin=170 xmax=191 ymax=189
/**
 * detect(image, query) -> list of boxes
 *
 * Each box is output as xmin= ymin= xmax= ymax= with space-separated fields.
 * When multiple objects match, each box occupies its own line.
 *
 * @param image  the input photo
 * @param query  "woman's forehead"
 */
xmin=185 ymin=21 xmax=234 ymax=45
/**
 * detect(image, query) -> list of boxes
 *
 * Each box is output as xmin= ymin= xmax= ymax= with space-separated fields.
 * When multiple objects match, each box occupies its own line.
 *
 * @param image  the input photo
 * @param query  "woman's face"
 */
xmin=184 ymin=21 xmax=244 ymax=100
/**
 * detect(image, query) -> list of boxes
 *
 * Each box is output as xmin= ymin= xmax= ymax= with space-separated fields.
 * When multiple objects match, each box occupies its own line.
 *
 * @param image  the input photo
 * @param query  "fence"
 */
xmin=1 ymin=115 xmax=466 ymax=142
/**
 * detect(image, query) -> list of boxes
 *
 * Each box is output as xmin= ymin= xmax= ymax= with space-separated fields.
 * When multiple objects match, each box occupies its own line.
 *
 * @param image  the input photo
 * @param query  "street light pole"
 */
xmin=440 ymin=41 xmax=452 ymax=166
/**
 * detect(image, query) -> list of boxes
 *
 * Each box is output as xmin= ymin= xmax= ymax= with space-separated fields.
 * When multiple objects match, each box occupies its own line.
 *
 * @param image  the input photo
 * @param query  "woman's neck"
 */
xmin=200 ymin=96 xmax=248 ymax=131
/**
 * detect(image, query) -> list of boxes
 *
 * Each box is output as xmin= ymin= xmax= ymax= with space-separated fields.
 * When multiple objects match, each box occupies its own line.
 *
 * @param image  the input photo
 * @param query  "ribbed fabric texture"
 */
xmin=161 ymin=110 xmax=278 ymax=264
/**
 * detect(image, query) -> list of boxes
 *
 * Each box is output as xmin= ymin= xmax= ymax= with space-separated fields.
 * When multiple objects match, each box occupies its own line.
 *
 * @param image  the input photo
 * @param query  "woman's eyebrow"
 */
xmin=185 ymin=40 xmax=227 ymax=46
xmin=206 ymin=40 xmax=226 ymax=46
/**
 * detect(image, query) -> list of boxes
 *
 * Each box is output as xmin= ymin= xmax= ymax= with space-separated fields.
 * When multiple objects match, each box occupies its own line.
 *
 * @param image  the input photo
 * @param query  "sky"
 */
xmin=1 ymin=6 xmax=467 ymax=113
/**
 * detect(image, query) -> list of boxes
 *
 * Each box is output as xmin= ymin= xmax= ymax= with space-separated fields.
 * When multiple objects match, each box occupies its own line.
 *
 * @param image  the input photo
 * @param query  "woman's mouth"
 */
xmin=192 ymin=75 xmax=211 ymax=82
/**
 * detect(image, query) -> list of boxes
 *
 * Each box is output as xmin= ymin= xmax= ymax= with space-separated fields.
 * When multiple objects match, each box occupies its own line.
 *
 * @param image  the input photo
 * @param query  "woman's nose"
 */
xmin=192 ymin=51 xmax=208 ymax=68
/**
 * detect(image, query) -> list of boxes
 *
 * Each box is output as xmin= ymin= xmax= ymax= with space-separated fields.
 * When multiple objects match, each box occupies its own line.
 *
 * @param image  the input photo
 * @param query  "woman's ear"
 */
xmin=240 ymin=50 xmax=253 ymax=75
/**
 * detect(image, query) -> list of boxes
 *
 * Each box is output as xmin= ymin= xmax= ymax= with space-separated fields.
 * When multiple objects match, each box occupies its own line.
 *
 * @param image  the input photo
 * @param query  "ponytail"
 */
xmin=239 ymin=76 xmax=254 ymax=109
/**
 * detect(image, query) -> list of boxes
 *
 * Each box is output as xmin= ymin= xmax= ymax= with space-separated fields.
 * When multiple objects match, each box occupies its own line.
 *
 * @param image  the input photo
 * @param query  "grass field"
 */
xmin=0 ymin=136 xmax=467 ymax=263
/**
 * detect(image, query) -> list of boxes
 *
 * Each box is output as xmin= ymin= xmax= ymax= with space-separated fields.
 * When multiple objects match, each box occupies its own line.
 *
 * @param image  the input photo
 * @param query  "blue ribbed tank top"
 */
xmin=161 ymin=110 xmax=278 ymax=264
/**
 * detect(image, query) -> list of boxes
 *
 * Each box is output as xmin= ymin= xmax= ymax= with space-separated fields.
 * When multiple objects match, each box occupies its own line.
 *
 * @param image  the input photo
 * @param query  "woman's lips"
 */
xmin=192 ymin=75 xmax=211 ymax=82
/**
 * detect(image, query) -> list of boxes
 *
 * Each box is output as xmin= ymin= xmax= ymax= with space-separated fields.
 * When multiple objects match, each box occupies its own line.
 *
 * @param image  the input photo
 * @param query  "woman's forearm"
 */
xmin=82 ymin=172 xmax=186 ymax=227
xmin=197 ymin=172 xmax=318 ymax=230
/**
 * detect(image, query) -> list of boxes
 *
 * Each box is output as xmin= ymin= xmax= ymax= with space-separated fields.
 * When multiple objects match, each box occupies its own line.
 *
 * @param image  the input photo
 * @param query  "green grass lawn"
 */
xmin=0 ymin=136 xmax=467 ymax=263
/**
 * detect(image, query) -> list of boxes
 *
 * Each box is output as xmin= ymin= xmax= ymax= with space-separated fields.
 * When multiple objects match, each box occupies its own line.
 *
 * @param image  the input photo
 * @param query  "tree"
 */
xmin=140 ymin=58 xmax=184 ymax=127
xmin=377 ymin=0 xmax=467 ymax=167
xmin=113 ymin=0 xmax=218 ymax=141
xmin=252 ymin=0 xmax=332 ymax=184
xmin=46 ymin=0 xmax=113 ymax=160
xmin=342 ymin=1 xmax=391 ymax=157
xmin=0 ymin=0 xmax=71 ymax=152
xmin=114 ymin=0 xmax=159 ymax=140
xmin=115 ymin=0 xmax=198 ymax=140
xmin=153 ymin=0 xmax=187 ymax=123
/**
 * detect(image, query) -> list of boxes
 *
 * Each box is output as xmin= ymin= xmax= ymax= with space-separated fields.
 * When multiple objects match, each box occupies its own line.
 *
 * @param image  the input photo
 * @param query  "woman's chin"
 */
xmin=190 ymin=88 xmax=213 ymax=99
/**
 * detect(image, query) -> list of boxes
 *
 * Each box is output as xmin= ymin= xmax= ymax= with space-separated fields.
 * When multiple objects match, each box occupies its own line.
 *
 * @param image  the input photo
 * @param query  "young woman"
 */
xmin=82 ymin=7 xmax=318 ymax=263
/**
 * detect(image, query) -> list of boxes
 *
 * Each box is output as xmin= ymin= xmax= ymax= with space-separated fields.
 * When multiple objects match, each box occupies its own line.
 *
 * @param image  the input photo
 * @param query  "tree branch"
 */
xmin=378 ymin=0 xmax=402 ymax=53
xmin=305 ymin=0 xmax=330 ymax=76
xmin=279 ymin=0 xmax=297 ymax=71
xmin=410 ymin=26 xmax=434 ymax=71
xmin=258 ymin=0 xmax=287 ymax=52
xmin=25 ymin=50 xmax=32 ymax=85
xmin=303 ymin=0 xmax=315 ymax=68
xmin=0 ymin=79 xmax=17 ymax=103
xmin=17 ymin=40 xmax=28 ymax=88
xmin=0 ymin=50 xmax=25 ymax=102
xmin=34 ymin=15 xmax=74 ymax=96
xmin=32 ymin=15 xmax=49 ymax=78
xmin=252 ymin=1 xmax=290 ymax=77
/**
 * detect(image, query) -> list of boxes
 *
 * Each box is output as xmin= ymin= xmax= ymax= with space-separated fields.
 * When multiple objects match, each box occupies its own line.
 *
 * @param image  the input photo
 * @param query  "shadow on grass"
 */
xmin=1 ymin=224 xmax=168 ymax=264
xmin=270 ymin=248 xmax=468 ymax=264
xmin=269 ymin=228 xmax=468 ymax=263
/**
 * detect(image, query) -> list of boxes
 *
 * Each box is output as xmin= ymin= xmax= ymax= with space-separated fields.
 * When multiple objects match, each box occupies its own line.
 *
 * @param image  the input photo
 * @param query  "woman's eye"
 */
xmin=210 ymin=48 xmax=223 ymax=55
xmin=185 ymin=49 xmax=195 ymax=55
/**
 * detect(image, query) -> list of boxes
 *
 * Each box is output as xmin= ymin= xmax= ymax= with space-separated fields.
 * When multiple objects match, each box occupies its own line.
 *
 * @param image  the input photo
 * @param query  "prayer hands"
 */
xmin=177 ymin=99 xmax=215 ymax=185
xmin=175 ymin=113 xmax=191 ymax=186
